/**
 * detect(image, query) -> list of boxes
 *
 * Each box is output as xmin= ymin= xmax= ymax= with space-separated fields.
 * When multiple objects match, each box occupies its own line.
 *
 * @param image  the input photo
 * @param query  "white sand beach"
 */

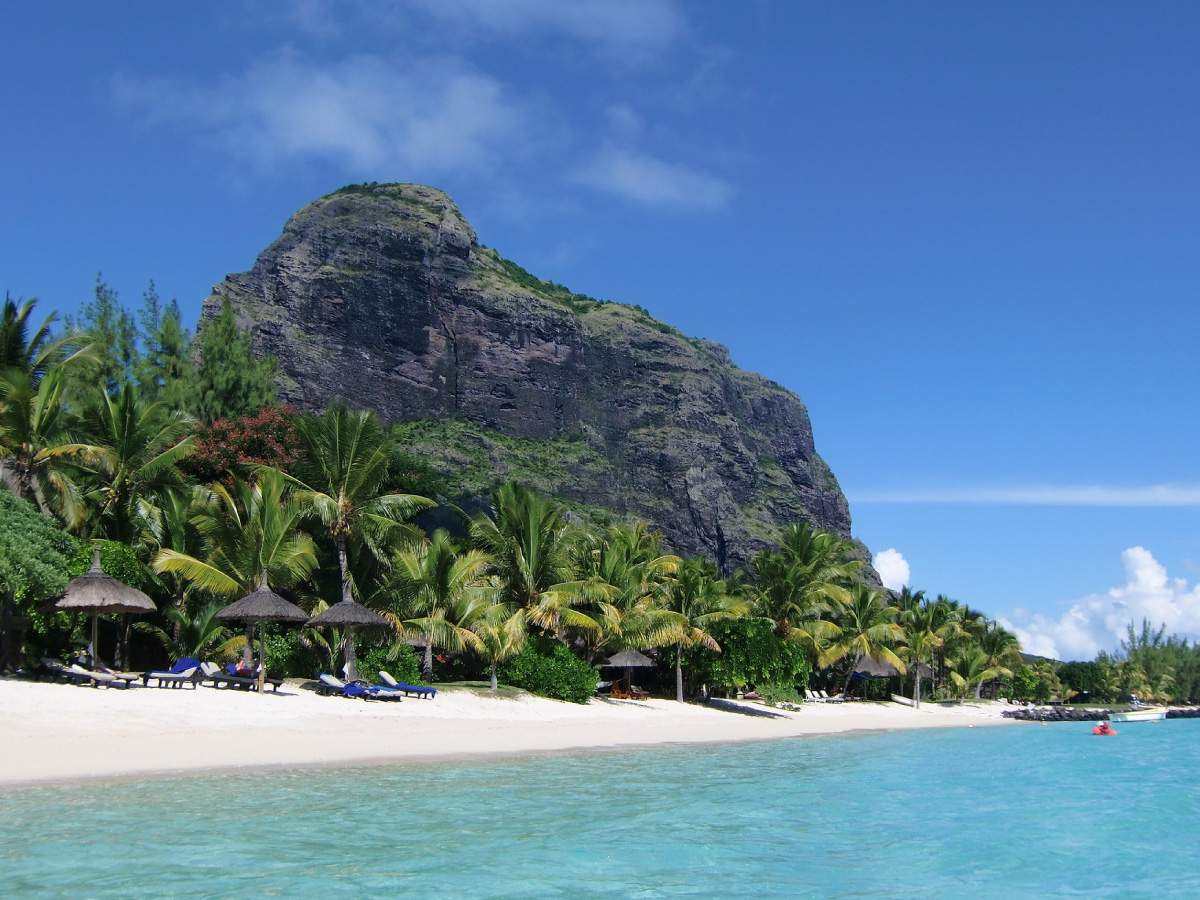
xmin=0 ymin=678 xmax=1016 ymax=786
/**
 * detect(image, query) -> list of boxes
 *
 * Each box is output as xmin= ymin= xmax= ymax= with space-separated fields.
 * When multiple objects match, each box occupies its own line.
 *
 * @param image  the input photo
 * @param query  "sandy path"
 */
xmin=0 ymin=678 xmax=1015 ymax=785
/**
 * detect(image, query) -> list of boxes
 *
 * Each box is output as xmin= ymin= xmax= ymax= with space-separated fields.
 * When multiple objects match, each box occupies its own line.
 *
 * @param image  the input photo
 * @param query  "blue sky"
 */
xmin=3 ymin=2 xmax=1199 ymax=659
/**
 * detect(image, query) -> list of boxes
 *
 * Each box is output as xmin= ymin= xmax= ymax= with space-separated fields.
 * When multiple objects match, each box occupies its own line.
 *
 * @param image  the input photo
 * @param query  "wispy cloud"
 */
xmin=114 ymin=52 xmax=531 ymax=177
xmin=873 ymin=548 xmax=910 ymax=591
xmin=572 ymin=145 xmax=732 ymax=210
xmin=404 ymin=0 xmax=687 ymax=59
xmin=852 ymin=484 xmax=1200 ymax=507
xmin=1002 ymin=547 xmax=1200 ymax=660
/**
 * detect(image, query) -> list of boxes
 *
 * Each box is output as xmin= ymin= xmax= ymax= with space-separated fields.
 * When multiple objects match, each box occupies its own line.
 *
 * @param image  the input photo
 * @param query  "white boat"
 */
xmin=1109 ymin=705 xmax=1168 ymax=723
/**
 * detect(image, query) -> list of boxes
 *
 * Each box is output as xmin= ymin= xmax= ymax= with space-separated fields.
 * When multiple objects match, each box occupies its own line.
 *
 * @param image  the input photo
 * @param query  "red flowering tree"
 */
xmin=181 ymin=405 xmax=304 ymax=485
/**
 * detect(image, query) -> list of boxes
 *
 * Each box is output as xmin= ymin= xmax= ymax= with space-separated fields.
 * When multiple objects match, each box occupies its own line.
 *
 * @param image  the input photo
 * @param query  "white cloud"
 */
xmin=853 ymin=484 xmax=1200 ymax=507
xmin=1001 ymin=547 xmax=1200 ymax=661
xmin=114 ymin=52 xmax=529 ymax=177
xmin=873 ymin=548 xmax=911 ymax=592
xmin=405 ymin=0 xmax=686 ymax=58
xmin=572 ymin=145 xmax=732 ymax=210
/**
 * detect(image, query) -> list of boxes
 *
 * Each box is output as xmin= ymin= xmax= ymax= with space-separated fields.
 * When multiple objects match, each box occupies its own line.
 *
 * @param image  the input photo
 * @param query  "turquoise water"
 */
xmin=3 ymin=720 xmax=1199 ymax=899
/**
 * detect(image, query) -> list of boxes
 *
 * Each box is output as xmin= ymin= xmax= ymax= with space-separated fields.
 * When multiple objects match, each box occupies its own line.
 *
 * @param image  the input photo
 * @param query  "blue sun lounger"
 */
xmin=140 ymin=657 xmax=203 ymax=688
xmin=318 ymin=674 xmax=401 ymax=701
xmin=378 ymin=671 xmax=437 ymax=698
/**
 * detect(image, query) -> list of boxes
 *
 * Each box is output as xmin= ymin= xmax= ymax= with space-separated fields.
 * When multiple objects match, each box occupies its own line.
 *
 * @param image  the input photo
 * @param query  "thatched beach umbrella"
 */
xmin=215 ymin=574 xmax=308 ymax=692
xmin=602 ymin=649 xmax=654 ymax=691
xmin=851 ymin=655 xmax=903 ymax=679
xmin=55 ymin=547 xmax=156 ymax=669
xmin=305 ymin=598 xmax=389 ymax=682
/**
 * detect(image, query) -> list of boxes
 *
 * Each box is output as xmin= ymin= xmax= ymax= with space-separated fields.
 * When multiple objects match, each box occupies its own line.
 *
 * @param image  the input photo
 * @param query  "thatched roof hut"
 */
xmin=306 ymin=600 xmax=389 ymax=628
xmin=56 ymin=549 xmax=156 ymax=615
xmin=602 ymin=650 xmax=654 ymax=668
xmin=215 ymin=575 xmax=309 ymax=691
xmin=215 ymin=582 xmax=308 ymax=623
xmin=851 ymin=657 xmax=933 ymax=679
xmin=55 ymin=548 xmax=155 ymax=667
xmin=305 ymin=600 xmax=389 ymax=682
xmin=852 ymin=656 xmax=903 ymax=678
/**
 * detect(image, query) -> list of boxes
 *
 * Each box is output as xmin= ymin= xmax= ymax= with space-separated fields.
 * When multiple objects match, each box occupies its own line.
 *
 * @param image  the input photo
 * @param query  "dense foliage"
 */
xmin=498 ymin=634 xmax=599 ymax=704
xmin=681 ymin=617 xmax=811 ymax=694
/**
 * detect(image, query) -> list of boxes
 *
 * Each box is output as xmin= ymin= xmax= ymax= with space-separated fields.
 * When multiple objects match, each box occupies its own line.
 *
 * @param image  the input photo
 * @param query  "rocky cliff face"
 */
xmin=201 ymin=183 xmax=863 ymax=572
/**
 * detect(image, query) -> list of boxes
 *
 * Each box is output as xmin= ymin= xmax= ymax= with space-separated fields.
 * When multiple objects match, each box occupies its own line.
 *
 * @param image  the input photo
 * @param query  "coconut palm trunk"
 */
xmin=490 ymin=658 xmax=499 ymax=691
xmin=675 ymin=644 xmax=685 ymax=703
xmin=258 ymin=625 xmax=267 ymax=693
xmin=422 ymin=641 xmax=434 ymax=682
xmin=912 ymin=659 xmax=922 ymax=709
xmin=242 ymin=622 xmax=254 ymax=668
xmin=842 ymin=652 xmax=862 ymax=698
xmin=336 ymin=537 xmax=360 ymax=681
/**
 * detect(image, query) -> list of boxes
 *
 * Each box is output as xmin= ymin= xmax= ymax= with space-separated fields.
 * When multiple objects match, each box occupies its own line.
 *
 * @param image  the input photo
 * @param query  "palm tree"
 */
xmin=470 ymin=602 xmax=527 ymax=690
xmin=77 ymin=383 xmax=194 ymax=543
xmin=384 ymin=529 xmax=495 ymax=680
xmin=927 ymin=595 xmax=964 ymax=694
xmin=0 ymin=294 xmax=87 ymax=384
xmin=471 ymin=483 xmax=586 ymax=636
xmin=893 ymin=586 xmax=927 ymax=619
xmin=949 ymin=647 xmax=1001 ymax=699
xmin=0 ymin=369 xmax=96 ymax=527
xmin=287 ymin=406 xmax=433 ymax=679
xmin=752 ymin=522 xmax=860 ymax=657
xmin=152 ymin=469 xmax=317 ymax=666
xmin=138 ymin=487 xmax=204 ymax=632
xmin=134 ymin=599 xmax=242 ymax=662
xmin=898 ymin=593 xmax=940 ymax=708
xmin=567 ymin=523 xmax=680 ymax=661
xmin=975 ymin=621 xmax=1020 ymax=699
xmin=822 ymin=585 xmax=906 ymax=698
xmin=661 ymin=556 xmax=746 ymax=702
xmin=288 ymin=405 xmax=432 ymax=621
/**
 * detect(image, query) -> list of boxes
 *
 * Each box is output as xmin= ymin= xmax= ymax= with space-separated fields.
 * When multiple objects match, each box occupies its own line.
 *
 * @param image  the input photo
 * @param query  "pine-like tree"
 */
xmin=66 ymin=275 xmax=137 ymax=402
xmin=193 ymin=299 xmax=279 ymax=422
xmin=135 ymin=282 xmax=197 ymax=412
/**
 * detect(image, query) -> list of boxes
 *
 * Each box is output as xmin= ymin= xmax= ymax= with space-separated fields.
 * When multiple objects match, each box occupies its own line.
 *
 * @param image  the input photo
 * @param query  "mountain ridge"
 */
xmin=201 ymin=182 xmax=868 ymax=573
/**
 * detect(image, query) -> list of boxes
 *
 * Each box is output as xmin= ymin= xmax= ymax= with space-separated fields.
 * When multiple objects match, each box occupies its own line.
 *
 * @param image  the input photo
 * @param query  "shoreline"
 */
xmin=0 ymin=677 xmax=1016 ymax=788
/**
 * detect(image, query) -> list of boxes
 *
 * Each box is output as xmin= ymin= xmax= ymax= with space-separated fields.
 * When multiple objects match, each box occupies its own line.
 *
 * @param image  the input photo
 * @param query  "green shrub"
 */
xmin=358 ymin=643 xmax=423 ymax=686
xmin=755 ymin=683 xmax=804 ymax=707
xmin=683 ymin=617 xmax=811 ymax=695
xmin=498 ymin=634 xmax=598 ymax=704
xmin=261 ymin=631 xmax=318 ymax=679
xmin=67 ymin=541 xmax=149 ymax=589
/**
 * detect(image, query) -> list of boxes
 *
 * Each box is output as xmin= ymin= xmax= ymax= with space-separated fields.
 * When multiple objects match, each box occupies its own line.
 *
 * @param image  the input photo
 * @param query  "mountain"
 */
xmin=200 ymin=182 xmax=868 ymax=573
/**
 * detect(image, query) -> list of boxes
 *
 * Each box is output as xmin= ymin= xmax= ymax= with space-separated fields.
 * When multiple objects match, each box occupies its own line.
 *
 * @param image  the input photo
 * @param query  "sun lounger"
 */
xmin=141 ymin=658 xmax=204 ymax=688
xmin=68 ymin=663 xmax=138 ymax=688
xmin=199 ymin=661 xmax=283 ymax=692
xmin=378 ymin=671 xmax=437 ymax=698
xmin=36 ymin=657 xmax=92 ymax=685
xmin=319 ymin=674 xmax=400 ymax=701
xmin=141 ymin=666 xmax=202 ymax=688
xmin=804 ymin=690 xmax=824 ymax=702
xmin=202 ymin=662 xmax=286 ymax=696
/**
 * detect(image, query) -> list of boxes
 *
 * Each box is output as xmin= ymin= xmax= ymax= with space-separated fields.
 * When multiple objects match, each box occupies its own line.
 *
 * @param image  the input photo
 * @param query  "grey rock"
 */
xmin=201 ymin=183 xmax=870 ymax=573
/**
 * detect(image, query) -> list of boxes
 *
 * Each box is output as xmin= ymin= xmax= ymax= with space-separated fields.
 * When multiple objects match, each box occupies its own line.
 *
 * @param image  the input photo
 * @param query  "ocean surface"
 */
xmin=2 ymin=719 xmax=1198 ymax=899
